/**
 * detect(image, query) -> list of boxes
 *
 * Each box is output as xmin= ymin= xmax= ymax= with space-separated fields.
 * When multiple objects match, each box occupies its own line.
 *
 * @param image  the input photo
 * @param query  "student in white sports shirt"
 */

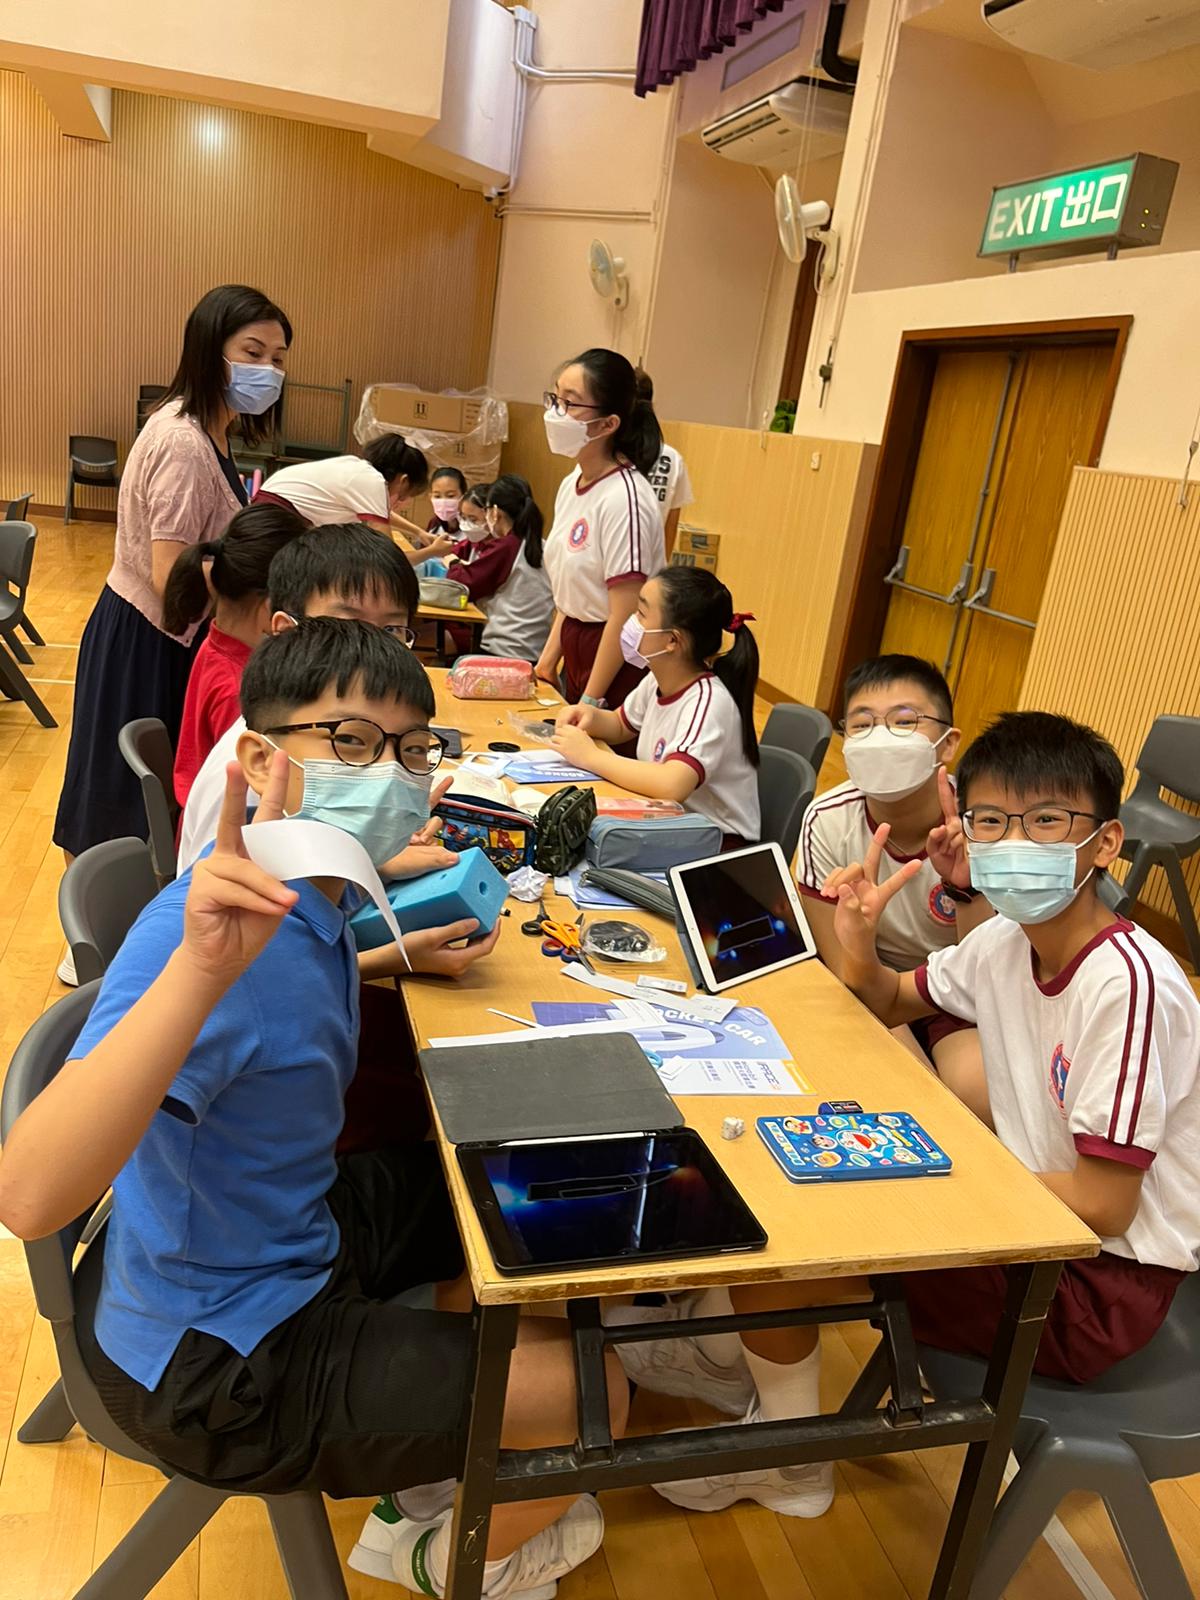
xmin=535 ymin=349 xmax=665 ymax=722
xmin=552 ymin=566 xmax=761 ymax=846
xmin=634 ymin=368 xmax=693 ymax=556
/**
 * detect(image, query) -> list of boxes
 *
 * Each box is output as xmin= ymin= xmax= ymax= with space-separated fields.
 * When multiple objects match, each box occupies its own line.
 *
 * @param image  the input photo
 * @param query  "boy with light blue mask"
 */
xmin=830 ymin=710 xmax=1200 ymax=1383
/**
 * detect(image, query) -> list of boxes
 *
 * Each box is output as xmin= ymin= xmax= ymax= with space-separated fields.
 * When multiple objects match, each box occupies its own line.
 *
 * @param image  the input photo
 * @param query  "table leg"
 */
xmin=928 ymin=1259 xmax=1062 ymax=1600
xmin=436 ymin=621 xmax=450 ymax=666
xmin=444 ymin=1302 xmax=520 ymax=1600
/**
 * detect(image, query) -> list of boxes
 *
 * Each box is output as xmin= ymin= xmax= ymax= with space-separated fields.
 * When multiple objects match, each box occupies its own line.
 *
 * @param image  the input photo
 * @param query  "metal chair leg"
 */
xmin=65 ymin=470 xmax=74 ymax=525
xmin=73 ymin=1475 xmax=226 ymax=1599
xmin=265 ymin=1492 xmax=350 ymax=1600
xmin=17 ymin=1376 xmax=76 ymax=1443
xmin=1161 ymin=851 xmax=1200 ymax=972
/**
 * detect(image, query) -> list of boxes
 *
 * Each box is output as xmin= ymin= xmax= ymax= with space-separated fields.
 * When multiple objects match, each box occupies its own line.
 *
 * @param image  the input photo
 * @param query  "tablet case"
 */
xmin=757 ymin=1112 xmax=952 ymax=1183
xmin=419 ymin=1032 xmax=685 ymax=1145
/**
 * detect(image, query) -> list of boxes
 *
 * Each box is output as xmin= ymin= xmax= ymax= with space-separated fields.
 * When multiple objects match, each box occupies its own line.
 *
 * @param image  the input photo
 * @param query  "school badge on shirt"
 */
xmin=568 ymin=517 xmax=589 ymax=549
xmin=1049 ymin=1042 xmax=1071 ymax=1112
xmin=928 ymin=882 xmax=959 ymax=927
xmin=652 ymin=736 xmax=666 ymax=762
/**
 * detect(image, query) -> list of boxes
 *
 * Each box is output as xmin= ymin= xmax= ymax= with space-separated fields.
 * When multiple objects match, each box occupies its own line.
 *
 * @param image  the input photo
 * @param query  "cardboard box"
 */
xmin=371 ymin=387 xmax=485 ymax=435
xmin=670 ymin=526 xmax=720 ymax=574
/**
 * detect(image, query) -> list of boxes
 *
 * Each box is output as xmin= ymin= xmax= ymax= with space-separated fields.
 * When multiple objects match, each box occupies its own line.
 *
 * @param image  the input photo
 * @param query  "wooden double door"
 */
xmin=872 ymin=330 xmax=1122 ymax=742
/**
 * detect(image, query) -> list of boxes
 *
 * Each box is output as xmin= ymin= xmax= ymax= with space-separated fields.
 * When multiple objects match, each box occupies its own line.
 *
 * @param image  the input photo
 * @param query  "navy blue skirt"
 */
xmin=53 ymin=585 xmax=205 ymax=856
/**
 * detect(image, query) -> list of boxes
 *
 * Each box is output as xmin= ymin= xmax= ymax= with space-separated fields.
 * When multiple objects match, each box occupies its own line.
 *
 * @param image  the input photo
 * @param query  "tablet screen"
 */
xmin=671 ymin=844 xmax=816 ymax=990
xmin=457 ymin=1129 xmax=767 ymax=1274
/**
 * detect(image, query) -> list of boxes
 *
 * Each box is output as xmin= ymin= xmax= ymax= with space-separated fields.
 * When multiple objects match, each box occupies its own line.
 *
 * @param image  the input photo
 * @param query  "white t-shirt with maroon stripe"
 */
xmin=544 ymin=464 xmax=664 ymax=623
xmin=260 ymin=456 xmax=389 ymax=525
xmin=797 ymin=781 xmax=960 ymax=970
xmin=917 ymin=916 xmax=1200 ymax=1272
xmin=619 ymin=671 xmax=761 ymax=842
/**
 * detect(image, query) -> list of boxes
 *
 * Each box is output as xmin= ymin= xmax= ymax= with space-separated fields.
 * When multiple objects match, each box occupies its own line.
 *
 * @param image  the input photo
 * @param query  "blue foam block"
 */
xmin=350 ymin=846 xmax=508 ymax=952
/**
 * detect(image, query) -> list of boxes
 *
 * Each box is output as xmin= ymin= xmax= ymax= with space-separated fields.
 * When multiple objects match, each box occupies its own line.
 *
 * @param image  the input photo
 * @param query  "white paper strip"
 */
xmin=240 ymin=818 xmax=409 ymax=971
xmin=426 ymin=1018 xmax=642 ymax=1049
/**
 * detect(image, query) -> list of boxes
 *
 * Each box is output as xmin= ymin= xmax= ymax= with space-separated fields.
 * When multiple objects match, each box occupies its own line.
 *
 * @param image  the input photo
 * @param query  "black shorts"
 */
xmin=78 ymin=1147 xmax=476 ymax=1497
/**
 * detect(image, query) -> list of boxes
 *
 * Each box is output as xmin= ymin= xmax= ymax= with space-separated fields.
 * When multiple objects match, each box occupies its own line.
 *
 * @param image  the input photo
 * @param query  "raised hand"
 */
xmin=183 ymin=756 xmax=298 ymax=988
xmin=926 ymin=765 xmax=970 ymax=888
xmin=829 ymin=823 xmax=923 ymax=964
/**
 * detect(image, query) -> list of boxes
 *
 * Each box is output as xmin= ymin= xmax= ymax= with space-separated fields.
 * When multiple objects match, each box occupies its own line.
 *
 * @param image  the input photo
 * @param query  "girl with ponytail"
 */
xmin=167 ymin=502 xmax=306 ymax=807
xmin=537 ymin=349 xmax=666 ymax=727
xmin=444 ymin=475 xmax=554 ymax=661
xmin=553 ymin=565 xmax=762 ymax=845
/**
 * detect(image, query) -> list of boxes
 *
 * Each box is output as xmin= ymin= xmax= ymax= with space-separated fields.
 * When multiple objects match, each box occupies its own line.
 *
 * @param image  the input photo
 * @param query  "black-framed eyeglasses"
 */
xmin=837 ymin=709 xmax=952 ymax=739
xmin=380 ymin=623 xmax=417 ymax=647
xmin=263 ymin=718 xmax=446 ymax=775
xmin=543 ymin=390 xmax=604 ymax=418
xmin=962 ymin=806 xmax=1105 ymax=845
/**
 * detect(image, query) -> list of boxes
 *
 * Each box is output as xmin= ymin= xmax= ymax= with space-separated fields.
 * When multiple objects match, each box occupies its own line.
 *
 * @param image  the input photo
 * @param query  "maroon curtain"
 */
xmin=635 ymin=0 xmax=787 ymax=97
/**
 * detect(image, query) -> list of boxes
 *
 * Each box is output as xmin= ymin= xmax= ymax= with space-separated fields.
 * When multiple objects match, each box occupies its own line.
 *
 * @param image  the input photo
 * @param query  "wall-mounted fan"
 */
xmin=589 ymin=238 xmax=629 ymax=310
xmin=774 ymin=174 xmax=838 ymax=281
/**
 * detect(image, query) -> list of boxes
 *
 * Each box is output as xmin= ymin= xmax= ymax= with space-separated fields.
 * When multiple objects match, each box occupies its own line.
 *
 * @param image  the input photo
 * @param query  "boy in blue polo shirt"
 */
xmin=0 ymin=619 xmax=625 ymax=1598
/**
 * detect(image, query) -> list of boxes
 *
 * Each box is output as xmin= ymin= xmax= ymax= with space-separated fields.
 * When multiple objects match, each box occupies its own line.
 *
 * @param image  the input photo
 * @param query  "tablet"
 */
xmin=456 ymin=1129 xmax=767 ymax=1275
xmin=668 ymin=842 xmax=817 ymax=992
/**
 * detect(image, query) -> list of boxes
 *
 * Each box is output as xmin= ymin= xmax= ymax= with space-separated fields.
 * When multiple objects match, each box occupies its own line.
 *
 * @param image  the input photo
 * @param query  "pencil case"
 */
xmin=447 ymin=655 xmax=534 ymax=699
xmin=585 ymin=814 xmax=722 ymax=872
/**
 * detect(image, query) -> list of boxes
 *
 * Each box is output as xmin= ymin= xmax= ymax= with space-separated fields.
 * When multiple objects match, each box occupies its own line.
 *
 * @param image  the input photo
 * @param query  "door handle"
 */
xmin=962 ymin=568 xmax=1038 ymax=630
xmin=884 ymin=546 xmax=974 ymax=607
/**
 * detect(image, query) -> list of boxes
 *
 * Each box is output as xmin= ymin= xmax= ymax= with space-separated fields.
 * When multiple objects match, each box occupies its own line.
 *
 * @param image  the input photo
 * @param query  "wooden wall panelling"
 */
xmin=501 ymin=402 xmax=873 ymax=706
xmin=1020 ymin=467 xmax=1200 ymax=928
xmin=0 ymin=71 xmax=501 ymax=511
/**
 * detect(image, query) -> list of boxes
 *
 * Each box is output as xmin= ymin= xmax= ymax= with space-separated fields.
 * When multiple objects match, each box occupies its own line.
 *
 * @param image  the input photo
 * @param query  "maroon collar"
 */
xmin=1032 ymin=916 xmax=1134 ymax=996
xmin=656 ymin=672 xmax=714 ymax=706
xmin=863 ymin=802 xmax=930 ymax=864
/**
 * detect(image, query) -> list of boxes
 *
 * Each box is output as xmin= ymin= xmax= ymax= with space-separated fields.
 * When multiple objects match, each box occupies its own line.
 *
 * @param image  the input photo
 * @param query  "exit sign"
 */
xmin=980 ymin=154 xmax=1178 ymax=261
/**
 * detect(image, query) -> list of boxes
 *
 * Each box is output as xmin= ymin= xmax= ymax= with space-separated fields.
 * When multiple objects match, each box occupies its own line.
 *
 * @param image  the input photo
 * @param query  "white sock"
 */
xmin=392 ymin=1477 xmax=455 ymax=1521
xmin=740 ymin=1339 xmax=822 ymax=1422
xmin=426 ymin=1519 xmax=515 ymax=1596
xmin=693 ymin=1287 xmax=745 ymax=1368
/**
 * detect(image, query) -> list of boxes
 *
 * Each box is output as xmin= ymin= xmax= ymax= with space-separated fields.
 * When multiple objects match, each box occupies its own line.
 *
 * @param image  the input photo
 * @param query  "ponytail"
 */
xmin=363 ymin=435 xmax=430 ymax=495
xmin=487 ymin=473 xmax=545 ymax=569
xmin=162 ymin=502 xmax=306 ymax=636
xmin=655 ymin=565 xmax=760 ymax=766
xmin=568 ymin=347 xmax=663 ymax=478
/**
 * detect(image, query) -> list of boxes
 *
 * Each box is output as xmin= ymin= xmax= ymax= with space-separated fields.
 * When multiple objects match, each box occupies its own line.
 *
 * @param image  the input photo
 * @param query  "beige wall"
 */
xmin=0 ymin=71 xmax=499 ymax=509
xmin=0 ymin=0 xmax=448 ymax=135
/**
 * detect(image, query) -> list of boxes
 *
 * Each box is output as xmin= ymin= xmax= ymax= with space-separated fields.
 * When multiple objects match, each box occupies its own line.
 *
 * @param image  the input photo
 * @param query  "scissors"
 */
xmin=520 ymin=896 xmax=550 ymax=937
xmin=539 ymin=917 xmax=595 ymax=972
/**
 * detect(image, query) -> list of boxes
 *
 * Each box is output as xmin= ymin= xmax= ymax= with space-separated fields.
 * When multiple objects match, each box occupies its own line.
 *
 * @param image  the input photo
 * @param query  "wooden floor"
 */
xmin=2 ymin=519 xmax=1200 ymax=1600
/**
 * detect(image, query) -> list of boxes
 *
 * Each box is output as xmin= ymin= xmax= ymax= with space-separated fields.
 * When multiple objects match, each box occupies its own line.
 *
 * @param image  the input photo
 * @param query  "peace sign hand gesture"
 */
xmin=926 ymin=765 xmax=970 ymax=889
xmin=183 ymin=755 xmax=299 ymax=990
xmin=828 ymin=824 xmax=924 ymax=966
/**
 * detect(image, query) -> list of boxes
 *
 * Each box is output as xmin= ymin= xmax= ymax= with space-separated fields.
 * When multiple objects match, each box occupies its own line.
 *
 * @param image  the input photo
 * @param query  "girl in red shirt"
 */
xmin=165 ymin=503 xmax=306 ymax=807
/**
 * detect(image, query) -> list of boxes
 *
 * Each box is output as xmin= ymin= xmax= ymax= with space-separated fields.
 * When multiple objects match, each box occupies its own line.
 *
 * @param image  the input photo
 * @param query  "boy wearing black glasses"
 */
xmin=832 ymin=710 xmax=1200 ymax=1380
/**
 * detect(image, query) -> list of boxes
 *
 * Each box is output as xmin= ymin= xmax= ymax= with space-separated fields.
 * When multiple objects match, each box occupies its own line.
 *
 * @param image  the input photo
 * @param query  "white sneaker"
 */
xmin=387 ymin=1495 xmax=604 ymax=1599
xmin=56 ymin=948 xmax=78 ymax=987
xmin=653 ymin=1405 xmax=835 ymax=1518
xmin=604 ymin=1294 xmax=757 ymax=1416
xmin=348 ymin=1482 xmax=457 ymax=1583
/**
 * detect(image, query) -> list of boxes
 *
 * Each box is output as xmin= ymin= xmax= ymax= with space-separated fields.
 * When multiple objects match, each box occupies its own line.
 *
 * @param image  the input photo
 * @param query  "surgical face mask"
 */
xmin=968 ymin=830 xmax=1101 ymax=925
xmin=431 ymin=496 xmax=460 ymax=522
xmin=269 ymin=743 xmax=431 ymax=868
xmin=543 ymin=406 xmax=593 ymax=458
xmin=842 ymin=725 xmax=948 ymax=802
xmin=224 ymin=361 xmax=284 ymax=416
xmin=458 ymin=517 xmax=490 ymax=542
xmin=620 ymin=616 xmax=672 ymax=670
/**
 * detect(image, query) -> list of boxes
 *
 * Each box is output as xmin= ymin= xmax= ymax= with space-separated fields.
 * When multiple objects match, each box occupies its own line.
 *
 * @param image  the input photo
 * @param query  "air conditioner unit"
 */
xmin=700 ymin=77 xmax=854 ymax=166
xmin=981 ymin=0 xmax=1200 ymax=70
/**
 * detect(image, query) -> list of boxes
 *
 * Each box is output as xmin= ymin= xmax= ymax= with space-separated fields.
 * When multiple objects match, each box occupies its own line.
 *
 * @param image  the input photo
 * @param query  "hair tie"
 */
xmin=728 ymin=612 xmax=756 ymax=633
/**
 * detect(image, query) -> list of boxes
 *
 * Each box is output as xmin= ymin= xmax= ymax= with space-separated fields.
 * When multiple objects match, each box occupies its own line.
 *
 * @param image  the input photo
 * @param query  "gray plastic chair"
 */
xmin=1 ymin=986 xmax=351 ymax=1600
xmin=118 ymin=718 xmax=179 ymax=883
xmin=0 ymin=519 xmax=45 ymax=664
xmin=65 ymin=435 xmax=119 ymax=524
xmin=757 ymin=746 xmax=816 ymax=864
xmin=4 ymin=491 xmax=32 ymax=521
xmin=58 ymin=838 xmax=158 ymax=987
xmin=761 ymin=703 xmax=834 ymax=779
xmin=1117 ymin=715 xmax=1200 ymax=970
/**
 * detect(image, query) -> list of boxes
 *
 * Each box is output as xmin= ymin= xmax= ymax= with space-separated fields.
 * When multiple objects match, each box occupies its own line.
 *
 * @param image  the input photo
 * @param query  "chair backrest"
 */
xmin=0 ymin=520 xmax=35 ymax=595
xmin=761 ymin=703 xmax=834 ymax=776
xmin=1132 ymin=715 xmax=1200 ymax=807
xmin=0 ymin=983 xmax=164 ymax=1466
xmin=757 ymin=747 xmax=816 ymax=864
xmin=117 ymin=718 xmax=179 ymax=882
xmin=4 ymin=492 xmax=32 ymax=521
xmin=58 ymin=838 xmax=158 ymax=985
xmin=68 ymin=435 xmax=118 ymax=475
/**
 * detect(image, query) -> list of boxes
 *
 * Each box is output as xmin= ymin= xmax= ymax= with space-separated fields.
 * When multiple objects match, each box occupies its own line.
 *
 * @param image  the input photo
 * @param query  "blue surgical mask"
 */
xmin=225 ymin=361 xmax=284 ymax=415
xmin=968 ymin=830 xmax=1101 ymax=925
xmin=270 ymin=746 xmax=431 ymax=869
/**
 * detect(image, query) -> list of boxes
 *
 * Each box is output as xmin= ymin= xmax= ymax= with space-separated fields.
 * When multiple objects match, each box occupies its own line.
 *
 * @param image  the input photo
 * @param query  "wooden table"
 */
xmin=417 ymin=600 xmax=488 ymax=663
xmin=402 ymin=674 xmax=1098 ymax=1600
